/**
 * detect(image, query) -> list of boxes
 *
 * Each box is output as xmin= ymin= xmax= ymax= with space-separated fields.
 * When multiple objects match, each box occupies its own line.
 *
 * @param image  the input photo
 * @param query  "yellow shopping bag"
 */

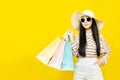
xmin=36 ymin=37 xmax=62 ymax=65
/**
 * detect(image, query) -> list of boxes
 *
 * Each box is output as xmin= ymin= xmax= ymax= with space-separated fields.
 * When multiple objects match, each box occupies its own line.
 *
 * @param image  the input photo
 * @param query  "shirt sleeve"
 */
xmin=70 ymin=34 xmax=79 ymax=58
xmin=71 ymin=40 xmax=79 ymax=57
xmin=99 ymin=34 xmax=112 ymax=64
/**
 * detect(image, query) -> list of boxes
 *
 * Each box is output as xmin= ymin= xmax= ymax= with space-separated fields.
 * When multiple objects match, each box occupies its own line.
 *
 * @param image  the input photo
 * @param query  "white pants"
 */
xmin=73 ymin=57 xmax=104 ymax=80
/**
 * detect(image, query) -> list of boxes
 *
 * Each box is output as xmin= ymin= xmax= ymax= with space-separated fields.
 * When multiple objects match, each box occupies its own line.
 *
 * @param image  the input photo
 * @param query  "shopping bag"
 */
xmin=36 ymin=37 xmax=62 ymax=65
xmin=61 ymin=34 xmax=75 ymax=71
xmin=48 ymin=40 xmax=66 ymax=70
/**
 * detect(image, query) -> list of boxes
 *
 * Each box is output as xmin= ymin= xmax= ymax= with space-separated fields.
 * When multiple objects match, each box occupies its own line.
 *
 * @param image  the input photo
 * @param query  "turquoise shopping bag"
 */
xmin=61 ymin=34 xmax=75 ymax=71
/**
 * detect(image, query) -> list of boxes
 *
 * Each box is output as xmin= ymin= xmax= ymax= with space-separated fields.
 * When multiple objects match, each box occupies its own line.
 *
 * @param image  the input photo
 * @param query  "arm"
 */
xmin=70 ymin=34 xmax=79 ymax=58
xmin=99 ymin=34 xmax=111 ymax=64
xmin=71 ymin=39 xmax=79 ymax=58
xmin=64 ymin=29 xmax=79 ymax=57
xmin=95 ymin=34 xmax=111 ymax=66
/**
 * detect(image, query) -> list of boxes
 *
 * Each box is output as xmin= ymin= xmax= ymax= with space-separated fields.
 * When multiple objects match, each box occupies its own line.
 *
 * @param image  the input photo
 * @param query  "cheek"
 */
xmin=87 ymin=22 xmax=92 ymax=27
xmin=89 ymin=22 xmax=92 ymax=26
xmin=81 ymin=23 xmax=84 ymax=26
xmin=81 ymin=23 xmax=86 ymax=28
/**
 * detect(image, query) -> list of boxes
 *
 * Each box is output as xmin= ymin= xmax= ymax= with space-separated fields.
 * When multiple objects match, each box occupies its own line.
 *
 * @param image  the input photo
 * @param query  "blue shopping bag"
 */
xmin=61 ymin=34 xmax=75 ymax=71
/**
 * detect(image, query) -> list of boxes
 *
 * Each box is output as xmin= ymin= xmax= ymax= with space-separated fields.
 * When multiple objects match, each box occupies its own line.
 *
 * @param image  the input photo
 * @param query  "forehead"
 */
xmin=80 ymin=15 xmax=90 ymax=18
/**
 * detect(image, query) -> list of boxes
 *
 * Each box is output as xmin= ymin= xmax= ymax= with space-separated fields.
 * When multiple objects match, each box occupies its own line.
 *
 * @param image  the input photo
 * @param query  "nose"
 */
xmin=84 ymin=22 xmax=88 ymax=24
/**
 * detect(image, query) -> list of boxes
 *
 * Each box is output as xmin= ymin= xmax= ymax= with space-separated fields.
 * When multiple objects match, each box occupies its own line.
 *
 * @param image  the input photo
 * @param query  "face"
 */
xmin=80 ymin=16 xmax=92 ymax=29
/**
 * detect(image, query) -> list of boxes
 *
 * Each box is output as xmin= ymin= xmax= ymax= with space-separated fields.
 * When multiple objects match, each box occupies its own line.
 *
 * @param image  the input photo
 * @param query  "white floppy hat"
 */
xmin=71 ymin=10 xmax=104 ymax=30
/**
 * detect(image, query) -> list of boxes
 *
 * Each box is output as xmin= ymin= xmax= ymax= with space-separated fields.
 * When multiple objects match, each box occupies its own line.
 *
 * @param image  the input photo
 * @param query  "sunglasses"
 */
xmin=80 ymin=17 xmax=91 ymax=23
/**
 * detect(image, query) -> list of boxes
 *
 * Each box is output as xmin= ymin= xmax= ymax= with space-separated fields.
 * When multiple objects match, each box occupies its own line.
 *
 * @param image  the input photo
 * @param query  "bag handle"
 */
xmin=60 ymin=30 xmax=72 ymax=41
xmin=64 ymin=34 xmax=71 ymax=42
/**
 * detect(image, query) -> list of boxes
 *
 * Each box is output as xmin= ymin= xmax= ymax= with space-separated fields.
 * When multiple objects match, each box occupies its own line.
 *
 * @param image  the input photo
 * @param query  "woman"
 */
xmin=66 ymin=10 xmax=111 ymax=80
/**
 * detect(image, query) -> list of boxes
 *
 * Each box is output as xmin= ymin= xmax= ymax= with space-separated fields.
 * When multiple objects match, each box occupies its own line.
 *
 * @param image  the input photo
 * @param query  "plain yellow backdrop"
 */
xmin=0 ymin=0 xmax=119 ymax=80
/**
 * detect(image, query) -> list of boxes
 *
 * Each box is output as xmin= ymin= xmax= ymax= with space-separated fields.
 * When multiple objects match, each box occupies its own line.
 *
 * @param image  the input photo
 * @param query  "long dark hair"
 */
xmin=78 ymin=18 xmax=100 ymax=57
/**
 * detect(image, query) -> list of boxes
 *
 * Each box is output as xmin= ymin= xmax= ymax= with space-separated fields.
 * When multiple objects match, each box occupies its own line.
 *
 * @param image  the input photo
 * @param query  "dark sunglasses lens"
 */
xmin=87 ymin=17 xmax=91 ymax=21
xmin=81 ymin=18 xmax=85 ymax=22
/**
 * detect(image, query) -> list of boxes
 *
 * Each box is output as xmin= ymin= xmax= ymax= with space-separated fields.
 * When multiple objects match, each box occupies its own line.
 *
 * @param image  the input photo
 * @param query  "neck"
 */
xmin=86 ymin=28 xmax=92 ymax=34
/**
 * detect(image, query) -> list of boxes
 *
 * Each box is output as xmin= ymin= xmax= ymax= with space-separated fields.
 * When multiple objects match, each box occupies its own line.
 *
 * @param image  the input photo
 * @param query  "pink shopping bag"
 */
xmin=48 ymin=40 xmax=66 ymax=70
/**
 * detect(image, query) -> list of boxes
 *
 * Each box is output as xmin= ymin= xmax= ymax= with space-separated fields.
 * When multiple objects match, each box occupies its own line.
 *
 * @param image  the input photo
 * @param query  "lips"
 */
xmin=84 ymin=24 xmax=89 ymax=26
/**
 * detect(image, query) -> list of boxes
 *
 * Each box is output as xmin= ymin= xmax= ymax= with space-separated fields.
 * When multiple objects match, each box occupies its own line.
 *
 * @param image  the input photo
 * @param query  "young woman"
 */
xmin=66 ymin=10 xmax=111 ymax=80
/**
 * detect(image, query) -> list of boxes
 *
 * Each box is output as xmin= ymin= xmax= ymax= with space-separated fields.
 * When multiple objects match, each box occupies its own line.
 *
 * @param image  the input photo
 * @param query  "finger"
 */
xmin=93 ymin=61 xmax=97 ymax=65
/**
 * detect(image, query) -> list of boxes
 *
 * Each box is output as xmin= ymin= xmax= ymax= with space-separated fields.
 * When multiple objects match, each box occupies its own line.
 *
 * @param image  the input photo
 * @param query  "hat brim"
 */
xmin=71 ymin=11 xmax=104 ymax=30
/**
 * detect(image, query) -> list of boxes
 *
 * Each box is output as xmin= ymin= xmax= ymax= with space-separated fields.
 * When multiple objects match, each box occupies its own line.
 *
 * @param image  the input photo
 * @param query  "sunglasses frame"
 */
xmin=80 ymin=17 xmax=92 ymax=23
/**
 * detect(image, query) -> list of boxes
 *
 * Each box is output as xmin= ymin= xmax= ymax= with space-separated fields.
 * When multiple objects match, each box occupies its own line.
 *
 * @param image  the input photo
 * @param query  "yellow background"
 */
xmin=0 ymin=0 xmax=119 ymax=80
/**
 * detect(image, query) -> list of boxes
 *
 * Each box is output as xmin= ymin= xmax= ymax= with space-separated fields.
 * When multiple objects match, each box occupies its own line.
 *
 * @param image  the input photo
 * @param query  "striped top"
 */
xmin=71 ymin=32 xmax=111 ymax=64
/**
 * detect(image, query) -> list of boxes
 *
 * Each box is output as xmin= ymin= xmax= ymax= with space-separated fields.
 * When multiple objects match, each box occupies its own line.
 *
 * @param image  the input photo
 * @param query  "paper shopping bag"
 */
xmin=36 ymin=37 xmax=62 ymax=65
xmin=61 ymin=35 xmax=75 ymax=71
xmin=48 ymin=40 xmax=66 ymax=70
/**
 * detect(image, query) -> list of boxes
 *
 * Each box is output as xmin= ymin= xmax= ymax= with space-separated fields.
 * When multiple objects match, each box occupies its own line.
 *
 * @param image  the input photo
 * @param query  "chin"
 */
xmin=84 ymin=26 xmax=91 ymax=29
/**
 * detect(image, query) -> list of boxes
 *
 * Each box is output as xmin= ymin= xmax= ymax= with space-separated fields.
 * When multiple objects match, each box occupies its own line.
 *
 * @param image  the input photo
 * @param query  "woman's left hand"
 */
xmin=93 ymin=60 xmax=105 ymax=67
